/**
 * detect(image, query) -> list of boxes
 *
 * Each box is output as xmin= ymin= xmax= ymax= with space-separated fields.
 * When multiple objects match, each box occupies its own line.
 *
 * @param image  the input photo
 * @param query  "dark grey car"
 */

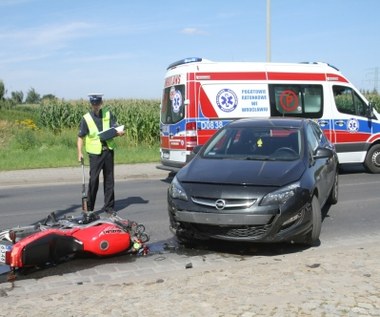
xmin=167 ymin=118 xmax=339 ymax=246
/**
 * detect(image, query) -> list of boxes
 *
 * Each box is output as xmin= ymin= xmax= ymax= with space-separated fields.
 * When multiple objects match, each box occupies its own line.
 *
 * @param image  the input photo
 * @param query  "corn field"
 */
xmin=37 ymin=99 xmax=160 ymax=145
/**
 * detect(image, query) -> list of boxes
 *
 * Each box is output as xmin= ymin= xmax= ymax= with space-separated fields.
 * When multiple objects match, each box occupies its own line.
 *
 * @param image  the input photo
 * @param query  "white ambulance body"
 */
xmin=159 ymin=57 xmax=380 ymax=173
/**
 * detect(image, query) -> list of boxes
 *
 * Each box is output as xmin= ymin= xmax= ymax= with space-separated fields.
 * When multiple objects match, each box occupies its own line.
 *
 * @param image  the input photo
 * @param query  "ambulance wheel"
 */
xmin=364 ymin=144 xmax=380 ymax=173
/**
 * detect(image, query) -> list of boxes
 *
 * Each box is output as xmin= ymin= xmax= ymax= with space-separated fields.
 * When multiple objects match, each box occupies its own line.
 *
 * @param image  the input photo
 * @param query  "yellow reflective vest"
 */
xmin=83 ymin=109 xmax=116 ymax=154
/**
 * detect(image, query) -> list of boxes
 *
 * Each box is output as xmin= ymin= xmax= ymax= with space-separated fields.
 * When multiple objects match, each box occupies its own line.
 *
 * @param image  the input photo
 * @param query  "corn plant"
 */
xmin=36 ymin=99 xmax=160 ymax=145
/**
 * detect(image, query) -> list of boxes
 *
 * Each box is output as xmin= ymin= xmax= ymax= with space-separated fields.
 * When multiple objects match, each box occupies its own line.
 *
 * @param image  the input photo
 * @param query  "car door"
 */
xmin=331 ymin=85 xmax=372 ymax=155
xmin=305 ymin=121 xmax=331 ymax=205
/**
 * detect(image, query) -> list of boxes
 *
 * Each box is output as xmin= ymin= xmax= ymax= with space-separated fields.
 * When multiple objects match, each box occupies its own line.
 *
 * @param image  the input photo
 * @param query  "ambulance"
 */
xmin=158 ymin=57 xmax=380 ymax=173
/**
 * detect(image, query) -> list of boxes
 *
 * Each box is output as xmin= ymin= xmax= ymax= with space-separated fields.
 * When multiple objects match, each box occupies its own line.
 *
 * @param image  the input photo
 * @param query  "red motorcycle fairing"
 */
xmin=9 ymin=228 xmax=81 ymax=268
xmin=72 ymin=223 xmax=131 ymax=255
xmin=8 ymin=221 xmax=132 ymax=269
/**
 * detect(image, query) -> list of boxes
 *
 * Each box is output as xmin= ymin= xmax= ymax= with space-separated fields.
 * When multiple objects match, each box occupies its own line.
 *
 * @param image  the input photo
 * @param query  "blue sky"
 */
xmin=0 ymin=0 xmax=379 ymax=100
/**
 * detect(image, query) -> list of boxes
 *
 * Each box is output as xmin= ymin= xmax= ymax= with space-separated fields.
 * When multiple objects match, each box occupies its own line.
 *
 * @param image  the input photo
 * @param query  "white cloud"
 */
xmin=180 ymin=27 xmax=208 ymax=35
xmin=0 ymin=53 xmax=49 ymax=66
xmin=0 ymin=22 xmax=95 ymax=49
xmin=65 ymin=53 xmax=134 ymax=63
xmin=0 ymin=0 xmax=34 ymax=6
xmin=33 ymin=22 xmax=94 ymax=46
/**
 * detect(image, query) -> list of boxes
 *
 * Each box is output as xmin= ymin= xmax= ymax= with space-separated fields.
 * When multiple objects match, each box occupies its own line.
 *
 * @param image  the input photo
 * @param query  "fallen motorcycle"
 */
xmin=0 ymin=212 xmax=149 ymax=273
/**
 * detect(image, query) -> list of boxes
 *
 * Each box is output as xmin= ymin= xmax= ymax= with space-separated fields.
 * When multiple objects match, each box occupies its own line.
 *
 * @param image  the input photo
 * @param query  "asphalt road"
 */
xmin=1 ymin=164 xmax=380 ymax=247
xmin=0 ymin=178 xmax=172 ymax=242
xmin=1 ymin=164 xmax=379 ymax=316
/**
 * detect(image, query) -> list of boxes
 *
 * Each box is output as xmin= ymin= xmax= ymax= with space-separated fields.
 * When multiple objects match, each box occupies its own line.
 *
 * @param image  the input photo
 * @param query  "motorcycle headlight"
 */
xmin=168 ymin=176 xmax=188 ymax=201
xmin=260 ymin=182 xmax=300 ymax=206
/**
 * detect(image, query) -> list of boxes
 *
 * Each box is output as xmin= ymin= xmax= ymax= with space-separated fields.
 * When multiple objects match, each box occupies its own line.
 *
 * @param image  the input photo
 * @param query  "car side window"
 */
xmin=310 ymin=121 xmax=327 ymax=145
xmin=305 ymin=123 xmax=319 ymax=152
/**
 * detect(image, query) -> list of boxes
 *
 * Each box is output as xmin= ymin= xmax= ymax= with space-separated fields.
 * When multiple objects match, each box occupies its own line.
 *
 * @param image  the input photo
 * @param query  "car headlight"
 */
xmin=260 ymin=182 xmax=300 ymax=206
xmin=168 ymin=176 xmax=188 ymax=201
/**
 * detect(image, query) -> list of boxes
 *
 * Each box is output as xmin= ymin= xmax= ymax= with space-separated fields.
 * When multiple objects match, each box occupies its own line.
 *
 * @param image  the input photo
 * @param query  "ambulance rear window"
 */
xmin=161 ymin=85 xmax=186 ymax=124
xmin=269 ymin=84 xmax=323 ymax=118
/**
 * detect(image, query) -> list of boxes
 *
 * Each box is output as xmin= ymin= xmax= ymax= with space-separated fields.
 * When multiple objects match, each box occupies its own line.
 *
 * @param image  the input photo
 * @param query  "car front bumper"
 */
xmin=168 ymin=198 xmax=313 ymax=243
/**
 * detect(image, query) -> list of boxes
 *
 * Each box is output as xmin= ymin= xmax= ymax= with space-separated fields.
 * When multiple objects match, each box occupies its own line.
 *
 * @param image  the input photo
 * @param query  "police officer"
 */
xmin=77 ymin=94 xmax=124 ymax=214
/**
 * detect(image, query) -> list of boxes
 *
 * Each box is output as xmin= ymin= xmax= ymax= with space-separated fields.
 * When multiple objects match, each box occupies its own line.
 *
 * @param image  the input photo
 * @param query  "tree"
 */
xmin=0 ymin=80 xmax=5 ymax=100
xmin=41 ymin=94 xmax=58 ymax=101
xmin=25 ymin=87 xmax=41 ymax=104
xmin=11 ymin=91 xmax=24 ymax=104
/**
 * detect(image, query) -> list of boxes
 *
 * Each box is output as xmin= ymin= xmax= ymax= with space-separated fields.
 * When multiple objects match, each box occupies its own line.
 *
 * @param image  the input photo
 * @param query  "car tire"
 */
xmin=304 ymin=196 xmax=322 ymax=246
xmin=327 ymin=171 xmax=339 ymax=205
xmin=364 ymin=144 xmax=380 ymax=173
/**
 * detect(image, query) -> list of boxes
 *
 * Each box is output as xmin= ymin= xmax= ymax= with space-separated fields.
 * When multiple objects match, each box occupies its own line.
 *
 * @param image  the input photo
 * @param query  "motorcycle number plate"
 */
xmin=0 ymin=242 xmax=12 ymax=264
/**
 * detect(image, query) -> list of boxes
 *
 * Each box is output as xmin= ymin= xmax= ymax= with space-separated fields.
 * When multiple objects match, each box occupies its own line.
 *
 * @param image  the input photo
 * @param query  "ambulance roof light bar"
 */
xmin=299 ymin=61 xmax=340 ymax=71
xmin=167 ymin=57 xmax=203 ymax=70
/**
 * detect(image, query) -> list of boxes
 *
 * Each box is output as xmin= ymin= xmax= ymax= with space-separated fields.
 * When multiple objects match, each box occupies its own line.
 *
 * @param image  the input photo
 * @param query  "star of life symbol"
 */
xmin=347 ymin=118 xmax=359 ymax=133
xmin=216 ymin=89 xmax=238 ymax=113
xmin=171 ymin=90 xmax=182 ymax=114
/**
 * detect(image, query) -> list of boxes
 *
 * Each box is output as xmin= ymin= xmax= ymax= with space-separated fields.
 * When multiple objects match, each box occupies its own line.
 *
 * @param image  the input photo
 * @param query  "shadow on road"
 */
xmin=0 ymin=233 xmax=312 ymax=283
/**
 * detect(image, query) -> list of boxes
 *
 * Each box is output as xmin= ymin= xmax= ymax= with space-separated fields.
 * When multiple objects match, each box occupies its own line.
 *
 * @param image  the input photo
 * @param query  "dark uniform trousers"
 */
xmin=87 ymin=148 xmax=115 ymax=212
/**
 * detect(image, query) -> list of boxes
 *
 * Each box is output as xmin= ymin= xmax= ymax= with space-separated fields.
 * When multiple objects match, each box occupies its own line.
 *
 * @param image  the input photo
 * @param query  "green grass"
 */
xmin=0 ymin=100 xmax=161 ymax=171
xmin=0 ymin=143 xmax=160 ymax=170
xmin=0 ymin=125 xmax=160 ymax=171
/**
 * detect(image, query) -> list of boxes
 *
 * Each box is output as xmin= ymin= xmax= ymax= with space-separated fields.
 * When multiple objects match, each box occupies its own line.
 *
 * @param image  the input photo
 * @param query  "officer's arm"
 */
xmin=77 ymin=137 xmax=84 ymax=162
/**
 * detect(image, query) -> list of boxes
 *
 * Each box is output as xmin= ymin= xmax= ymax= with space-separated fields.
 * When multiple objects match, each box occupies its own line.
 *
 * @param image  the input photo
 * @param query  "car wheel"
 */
xmin=364 ymin=144 xmax=380 ymax=173
xmin=304 ymin=196 xmax=322 ymax=246
xmin=327 ymin=171 xmax=338 ymax=205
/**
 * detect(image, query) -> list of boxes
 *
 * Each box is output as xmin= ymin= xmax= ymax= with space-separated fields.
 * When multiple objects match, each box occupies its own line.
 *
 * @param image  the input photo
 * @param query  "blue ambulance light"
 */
xmin=300 ymin=61 xmax=340 ymax=71
xmin=167 ymin=57 xmax=203 ymax=70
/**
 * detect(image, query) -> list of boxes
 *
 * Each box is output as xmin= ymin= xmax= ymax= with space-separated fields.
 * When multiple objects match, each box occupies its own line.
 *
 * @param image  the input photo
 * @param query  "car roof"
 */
xmin=228 ymin=117 xmax=307 ymax=129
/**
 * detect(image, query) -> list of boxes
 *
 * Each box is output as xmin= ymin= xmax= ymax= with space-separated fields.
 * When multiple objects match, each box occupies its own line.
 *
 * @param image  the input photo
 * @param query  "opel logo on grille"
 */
xmin=215 ymin=199 xmax=226 ymax=210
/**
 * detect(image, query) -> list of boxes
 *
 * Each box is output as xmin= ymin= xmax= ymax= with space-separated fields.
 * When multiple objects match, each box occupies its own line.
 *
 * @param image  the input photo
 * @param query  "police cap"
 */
xmin=88 ymin=93 xmax=104 ymax=105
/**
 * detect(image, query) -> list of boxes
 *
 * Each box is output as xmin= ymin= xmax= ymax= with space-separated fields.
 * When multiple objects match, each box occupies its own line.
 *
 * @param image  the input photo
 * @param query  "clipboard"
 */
xmin=98 ymin=125 xmax=124 ymax=141
xmin=98 ymin=128 xmax=117 ymax=141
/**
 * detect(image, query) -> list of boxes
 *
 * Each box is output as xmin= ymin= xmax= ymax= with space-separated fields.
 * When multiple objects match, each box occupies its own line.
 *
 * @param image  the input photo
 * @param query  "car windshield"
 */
xmin=202 ymin=126 xmax=301 ymax=161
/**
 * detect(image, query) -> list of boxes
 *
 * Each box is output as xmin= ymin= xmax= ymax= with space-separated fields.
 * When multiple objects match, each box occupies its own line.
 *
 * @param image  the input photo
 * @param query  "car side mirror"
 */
xmin=192 ymin=145 xmax=202 ymax=155
xmin=313 ymin=147 xmax=334 ymax=159
xmin=187 ymin=145 xmax=203 ymax=162
xmin=366 ymin=102 xmax=374 ymax=118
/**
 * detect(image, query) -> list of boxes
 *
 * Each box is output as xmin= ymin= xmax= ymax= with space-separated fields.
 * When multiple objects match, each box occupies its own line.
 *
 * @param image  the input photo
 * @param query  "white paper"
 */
xmin=115 ymin=125 xmax=124 ymax=132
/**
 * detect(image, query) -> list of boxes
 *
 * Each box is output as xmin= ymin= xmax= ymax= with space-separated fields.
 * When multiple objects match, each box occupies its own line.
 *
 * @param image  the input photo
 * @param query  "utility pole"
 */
xmin=365 ymin=67 xmax=379 ymax=93
xmin=266 ymin=0 xmax=271 ymax=62
xmin=374 ymin=67 xmax=379 ymax=92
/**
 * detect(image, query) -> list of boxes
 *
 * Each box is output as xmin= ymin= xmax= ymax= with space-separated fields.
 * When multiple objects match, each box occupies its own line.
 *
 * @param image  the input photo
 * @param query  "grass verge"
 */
xmin=0 ymin=123 xmax=160 ymax=171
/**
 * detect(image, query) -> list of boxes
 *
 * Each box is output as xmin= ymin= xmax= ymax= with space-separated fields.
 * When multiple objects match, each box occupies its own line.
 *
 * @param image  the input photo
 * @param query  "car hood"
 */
xmin=178 ymin=158 xmax=305 ymax=187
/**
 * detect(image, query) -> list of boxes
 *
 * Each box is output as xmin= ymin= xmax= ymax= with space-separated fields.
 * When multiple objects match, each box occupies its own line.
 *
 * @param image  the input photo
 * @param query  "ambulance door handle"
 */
xmin=335 ymin=120 xmax=345 ymax=127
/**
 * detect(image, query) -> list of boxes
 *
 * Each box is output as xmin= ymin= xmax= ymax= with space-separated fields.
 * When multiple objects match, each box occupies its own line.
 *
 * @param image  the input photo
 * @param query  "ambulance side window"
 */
xmin=333 ymin=85 xmax=367 ymax=117
xmin=269 ymin=85 xmax=323 ymax=118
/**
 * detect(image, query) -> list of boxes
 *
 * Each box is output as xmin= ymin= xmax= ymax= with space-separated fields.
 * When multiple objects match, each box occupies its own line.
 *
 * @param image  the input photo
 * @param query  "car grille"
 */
xmin=193 ymin=223 xmax=271 ymax=239
xmin=191 ymin=197 xmax=256 ymax=210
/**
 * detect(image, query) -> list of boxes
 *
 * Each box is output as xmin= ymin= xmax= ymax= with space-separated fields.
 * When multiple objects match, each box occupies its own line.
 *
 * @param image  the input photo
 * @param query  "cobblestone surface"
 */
xmin=0 ymin=239 xmax=379 ymax=317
